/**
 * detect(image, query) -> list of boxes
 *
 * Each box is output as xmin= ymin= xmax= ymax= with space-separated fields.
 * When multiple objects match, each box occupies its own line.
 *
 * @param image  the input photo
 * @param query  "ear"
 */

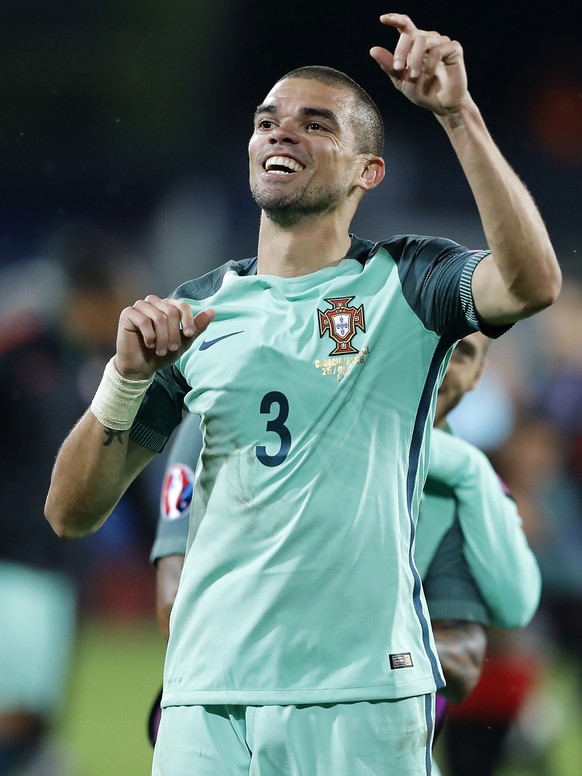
xmin=357 ymin=156 xmax=385 ymax=192
xmin=469 ymin=358 xmax=487 ymax=391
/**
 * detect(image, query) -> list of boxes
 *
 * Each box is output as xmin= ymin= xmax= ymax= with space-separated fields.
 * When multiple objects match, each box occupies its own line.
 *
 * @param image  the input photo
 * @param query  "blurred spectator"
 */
xmin=487 ymin=284 xmax=582 ymax=665
xmin=534 ymin=280 xmax=582 ymax=488
xmin=0 ymin=221 xmax=162 ymax=775
xmin=496 ymin=414 xmax=582 ymax=769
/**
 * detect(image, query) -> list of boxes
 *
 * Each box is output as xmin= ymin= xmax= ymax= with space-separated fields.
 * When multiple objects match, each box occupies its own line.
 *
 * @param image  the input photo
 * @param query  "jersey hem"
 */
xmin=161 ymin=677 xmax=440 ymax=708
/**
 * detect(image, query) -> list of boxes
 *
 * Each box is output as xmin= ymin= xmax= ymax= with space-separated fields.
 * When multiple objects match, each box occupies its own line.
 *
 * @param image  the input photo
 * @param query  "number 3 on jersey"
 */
xmin=256 ymin=391 xmax=291 ymax=467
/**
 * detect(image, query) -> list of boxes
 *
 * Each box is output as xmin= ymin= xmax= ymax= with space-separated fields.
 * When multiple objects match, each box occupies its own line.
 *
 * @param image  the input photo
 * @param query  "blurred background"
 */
xmin=0 ymin=1 xmax=580 ymax=774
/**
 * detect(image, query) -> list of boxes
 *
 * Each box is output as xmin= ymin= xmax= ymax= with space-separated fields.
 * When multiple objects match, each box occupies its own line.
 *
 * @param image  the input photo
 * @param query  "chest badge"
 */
xmin=318 ymin=296 xmax=365 ymax=355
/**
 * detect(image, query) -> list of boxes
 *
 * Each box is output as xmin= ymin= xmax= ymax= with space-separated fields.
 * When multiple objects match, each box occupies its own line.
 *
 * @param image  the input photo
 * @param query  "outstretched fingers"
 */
xmin=371 ymin=12 xmax=466 ymax=112
xmin=379 ymin=12 xmax=417 ymax=71
xmin=373 ymin=13 xmax=448 ymax=76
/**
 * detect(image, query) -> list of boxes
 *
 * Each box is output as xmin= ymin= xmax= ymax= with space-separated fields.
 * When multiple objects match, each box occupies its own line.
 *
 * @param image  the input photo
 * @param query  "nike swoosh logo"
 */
xmin=199 ymin=331 xmax=244 ymax=351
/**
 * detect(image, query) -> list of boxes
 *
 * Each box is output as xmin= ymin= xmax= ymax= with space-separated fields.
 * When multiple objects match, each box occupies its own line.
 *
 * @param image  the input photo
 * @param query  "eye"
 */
xmin=257 ymin=119 xmax=274 ymax=130
xmin=453 ymin=342 xmax=476 ymax=360
xmin=307 ymin=122 xmax=323 ymax=131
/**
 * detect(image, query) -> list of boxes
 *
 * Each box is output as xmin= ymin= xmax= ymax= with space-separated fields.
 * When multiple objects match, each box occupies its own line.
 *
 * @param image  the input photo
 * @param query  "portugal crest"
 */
xmin=317 ymin=296 xmax=365 ymax=355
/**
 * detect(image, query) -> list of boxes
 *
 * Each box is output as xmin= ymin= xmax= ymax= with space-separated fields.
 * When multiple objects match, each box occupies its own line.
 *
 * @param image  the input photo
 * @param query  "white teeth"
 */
xmin=265 ymin=155 xmax=304 ymax=173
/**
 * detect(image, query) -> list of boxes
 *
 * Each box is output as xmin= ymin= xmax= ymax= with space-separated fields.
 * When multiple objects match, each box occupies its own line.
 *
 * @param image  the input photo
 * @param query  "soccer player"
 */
xmin=418 ymin=332 xmax=542 ymax=775
xmin=44 ymin=12 xmax=560 ymax=775
xmin=419 ymin=333 xmax=542 ymax=643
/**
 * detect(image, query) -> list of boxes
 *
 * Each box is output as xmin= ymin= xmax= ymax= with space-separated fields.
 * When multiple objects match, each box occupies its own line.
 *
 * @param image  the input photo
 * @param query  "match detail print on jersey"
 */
xmin=161 ymin=463 xmax=195 ymax=521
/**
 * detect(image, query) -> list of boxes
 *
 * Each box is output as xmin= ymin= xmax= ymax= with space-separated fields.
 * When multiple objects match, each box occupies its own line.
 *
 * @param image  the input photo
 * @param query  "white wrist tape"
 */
xmin=90 ymin=358 xmax=154 ymax=431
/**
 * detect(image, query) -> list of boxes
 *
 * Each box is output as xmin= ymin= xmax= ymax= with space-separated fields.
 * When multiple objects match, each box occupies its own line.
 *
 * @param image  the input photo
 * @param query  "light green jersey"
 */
xmin=133 ymin=234 xmax=493 ymax=705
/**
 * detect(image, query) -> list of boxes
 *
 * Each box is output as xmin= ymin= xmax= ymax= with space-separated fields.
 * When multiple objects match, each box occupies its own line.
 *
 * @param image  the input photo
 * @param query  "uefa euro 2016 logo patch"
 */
xmin=317 ymin=296 xmax=365 ymax=356
xmin=161 ymin=463 xmax=195 ymax=521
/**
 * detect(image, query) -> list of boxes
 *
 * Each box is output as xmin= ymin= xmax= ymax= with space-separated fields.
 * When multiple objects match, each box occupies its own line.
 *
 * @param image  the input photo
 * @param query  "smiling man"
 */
xmin=45 ymin=12 xmax=560 ymax=776
xmin=249 ymin=74 xmax=384 ymax=231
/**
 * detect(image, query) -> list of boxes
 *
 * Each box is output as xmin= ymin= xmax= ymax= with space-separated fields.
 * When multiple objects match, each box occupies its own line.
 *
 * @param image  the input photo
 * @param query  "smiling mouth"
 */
xmin=264 ymin=155 xmax=305 ymax=174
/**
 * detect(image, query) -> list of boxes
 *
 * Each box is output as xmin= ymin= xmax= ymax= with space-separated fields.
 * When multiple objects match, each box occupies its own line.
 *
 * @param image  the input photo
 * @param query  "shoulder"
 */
xmin=432 ymin=427 xmax=486 ymax=463
xmin=169 ymin=257 xmax=257 ymax=302
xmin=371 ymin=234 xmax=467 ymax=264
xmin=350 ymin=233 xmax=462 ymax=267
xmin=428 ymin=428 xmax=493 ymax=488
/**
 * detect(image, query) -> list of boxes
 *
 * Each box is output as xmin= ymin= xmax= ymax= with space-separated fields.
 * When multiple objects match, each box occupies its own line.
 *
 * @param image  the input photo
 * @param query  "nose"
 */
xmin=268 ymin=123 xmax=299 ymax=145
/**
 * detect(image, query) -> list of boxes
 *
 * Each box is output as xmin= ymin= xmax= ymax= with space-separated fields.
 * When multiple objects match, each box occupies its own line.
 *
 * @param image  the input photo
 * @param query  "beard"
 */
xmin=250 ymin=177 xmax=348 ymax=228
xmin=435 ymin=384 xmax=462 ymax=424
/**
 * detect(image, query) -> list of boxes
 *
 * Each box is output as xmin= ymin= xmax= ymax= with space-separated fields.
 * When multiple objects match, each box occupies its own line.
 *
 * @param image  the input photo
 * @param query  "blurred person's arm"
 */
xmin=157 ymin=555 xmax=185 ymax=641
xmin=432 ymin=620 xmax=487 ymax=702
xmin=428 ymin=427 xmax=541 ymax=628
xmin=152 ymin=412 xmax=202 ymax=638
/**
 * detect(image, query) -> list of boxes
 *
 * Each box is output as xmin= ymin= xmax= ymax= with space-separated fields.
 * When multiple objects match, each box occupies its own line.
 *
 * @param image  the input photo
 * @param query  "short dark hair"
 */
xmin=277 ymin=65 xmax=384 ymax=157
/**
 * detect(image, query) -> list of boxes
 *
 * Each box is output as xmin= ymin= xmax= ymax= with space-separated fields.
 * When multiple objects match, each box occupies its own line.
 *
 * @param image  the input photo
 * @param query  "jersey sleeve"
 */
xmin=378 ymin=235 xmax=510 ymax=341
xmin=428 ymin=428 xmax=541 ymax=628
xmin=150 ymin=413 xmax=203 ymax=564
xmin=130 ymin=364 xmax=190 ymax=453
xmin=423 ymin=517 xmax=490 ymax=625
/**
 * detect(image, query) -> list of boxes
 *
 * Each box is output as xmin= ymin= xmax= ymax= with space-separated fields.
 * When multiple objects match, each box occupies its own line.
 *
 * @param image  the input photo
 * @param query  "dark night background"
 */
xmin=1 ymin=7 xmax=581 ymax=772
xmin=0 ymin=1 xmax=580 ymax=282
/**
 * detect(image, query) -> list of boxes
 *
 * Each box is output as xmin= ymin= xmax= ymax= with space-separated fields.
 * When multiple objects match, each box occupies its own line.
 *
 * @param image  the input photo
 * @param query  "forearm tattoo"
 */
xmin=103 ymin=429 xmax=125 ymax=446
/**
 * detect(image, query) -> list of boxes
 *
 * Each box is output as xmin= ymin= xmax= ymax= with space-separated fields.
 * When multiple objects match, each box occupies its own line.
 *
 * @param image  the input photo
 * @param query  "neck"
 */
xmin=256 ymin=211 xmax=353 ymax=278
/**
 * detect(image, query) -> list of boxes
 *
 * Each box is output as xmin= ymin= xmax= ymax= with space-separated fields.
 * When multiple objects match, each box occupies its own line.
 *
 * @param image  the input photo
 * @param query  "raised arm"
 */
xmin=44 ymin=296 xmax=214 ymax=538
xmin=370 ymin=12 xmax=561 ymax=325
